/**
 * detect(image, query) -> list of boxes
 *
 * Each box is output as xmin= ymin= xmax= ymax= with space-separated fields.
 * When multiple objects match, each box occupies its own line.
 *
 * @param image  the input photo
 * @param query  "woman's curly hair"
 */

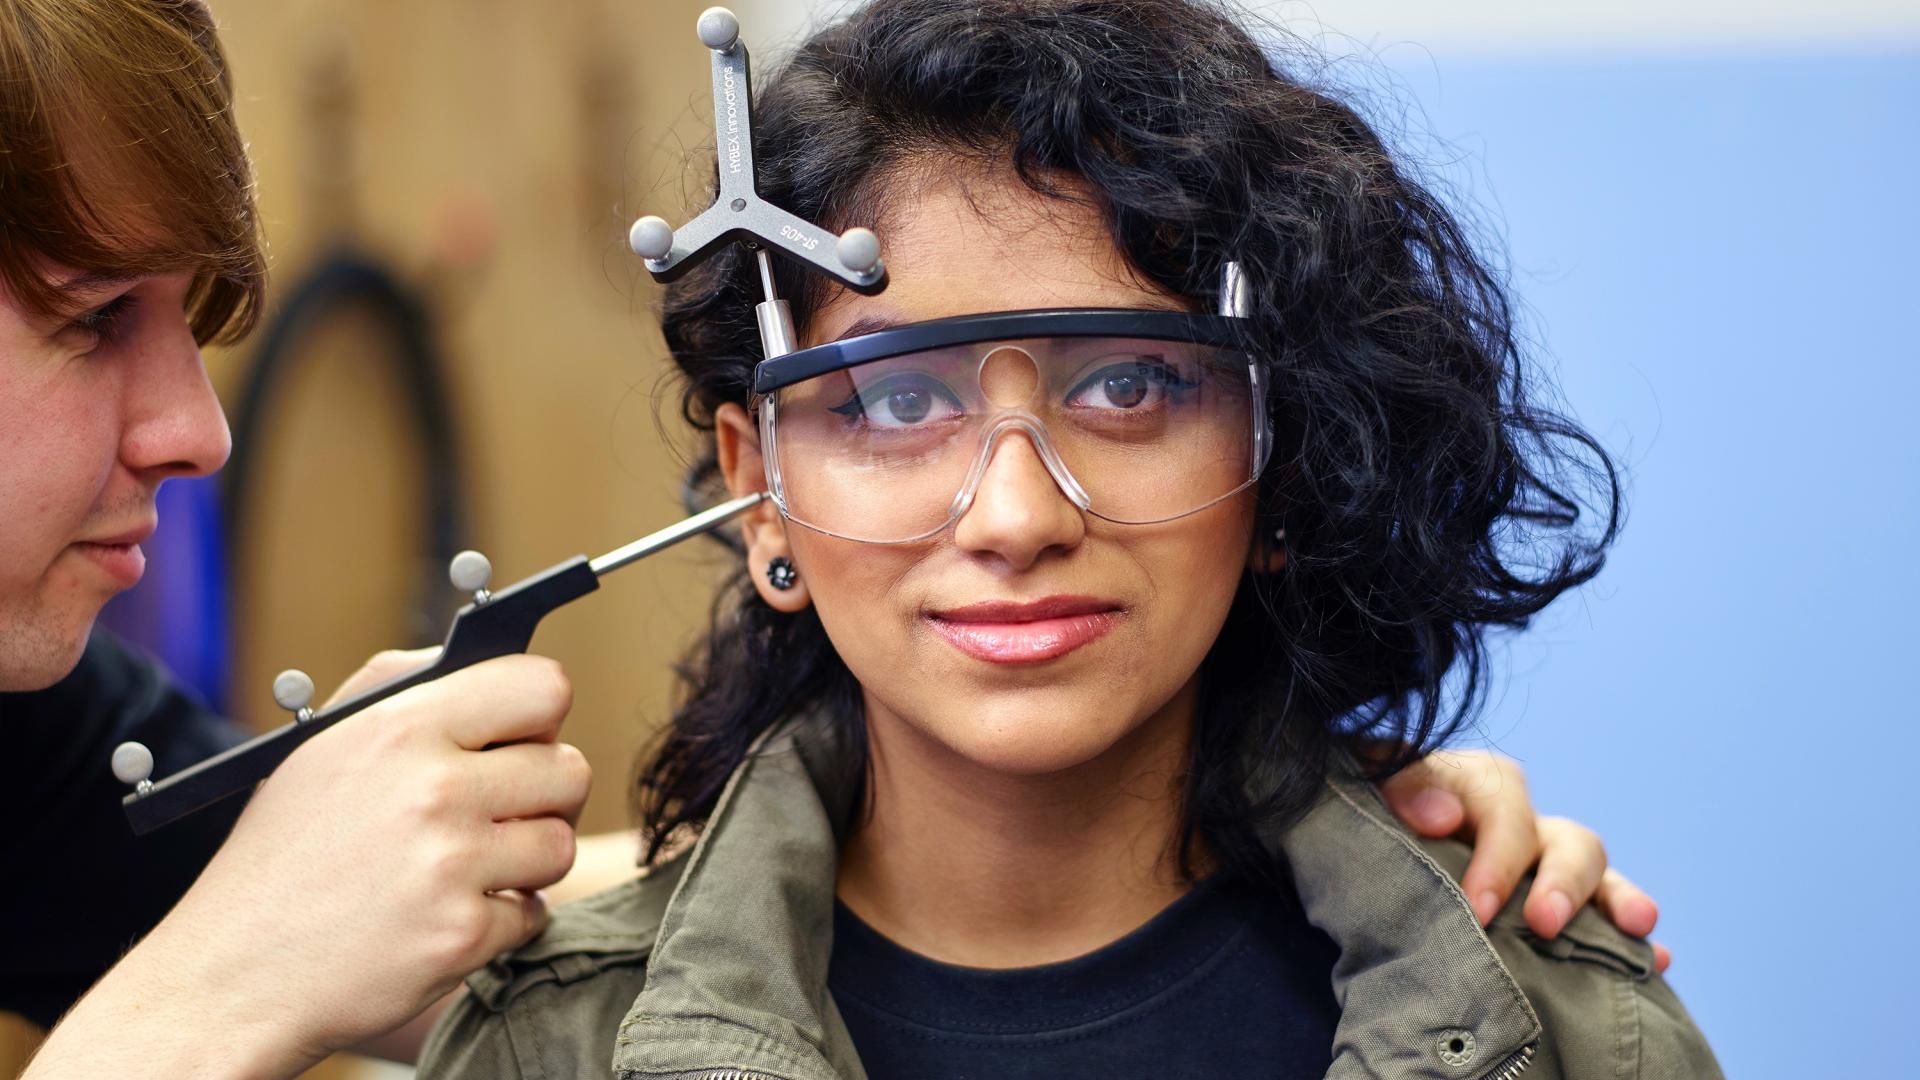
xmin=637 ymin=0 xmax=1621 ymax=885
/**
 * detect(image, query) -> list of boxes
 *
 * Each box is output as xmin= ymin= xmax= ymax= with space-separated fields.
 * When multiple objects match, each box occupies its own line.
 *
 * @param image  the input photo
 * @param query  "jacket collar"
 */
xmin=613 ymin=717 xmax=1539 ymax=1080
xmin=613 ymin=717 xmax=864 ymax=1080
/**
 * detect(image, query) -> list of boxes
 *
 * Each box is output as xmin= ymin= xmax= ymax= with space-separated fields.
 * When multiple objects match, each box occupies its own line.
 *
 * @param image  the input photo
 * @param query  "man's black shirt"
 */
xmin=0 ymin=631 xmax=249 ymax=1029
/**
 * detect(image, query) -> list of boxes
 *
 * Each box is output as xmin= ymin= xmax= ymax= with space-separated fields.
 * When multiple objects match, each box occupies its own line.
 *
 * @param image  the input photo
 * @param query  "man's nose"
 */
xmin=951 ymin=424 xmax=1085 ymax=571
xmin=121 ymin=319 xmax=232 ymax=481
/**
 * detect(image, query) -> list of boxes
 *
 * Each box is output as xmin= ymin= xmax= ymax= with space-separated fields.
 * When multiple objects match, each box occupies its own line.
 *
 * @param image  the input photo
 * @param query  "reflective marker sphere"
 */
xmin=272 ymin=669 xmax=316 ymax=712
xmin=629 ymin=215 xmax=674 ymax=260
xmin=111 ymin=741 xmax=154 ymax=785
xmin=837 ymin=227 xmax=882 ymax=274
xmin=449 ymin=549 xmax=493 ymax=593
xmin=696 ymin=7 xmax=740 ymax=51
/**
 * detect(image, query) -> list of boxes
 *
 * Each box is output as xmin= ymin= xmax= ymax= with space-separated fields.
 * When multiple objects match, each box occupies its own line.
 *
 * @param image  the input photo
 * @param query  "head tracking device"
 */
xmin=106 ymin=6 xmax=1257 ymax=832
xmin=630 ymin=14 xmax=1263 ymax=546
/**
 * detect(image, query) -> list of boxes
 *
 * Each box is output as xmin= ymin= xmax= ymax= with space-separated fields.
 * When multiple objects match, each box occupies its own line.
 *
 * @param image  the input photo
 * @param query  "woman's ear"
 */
xmin=1246 ymin=522 xmax=1288 ymax=575
xmin=716 ymin=402 xmax=812 ymax=613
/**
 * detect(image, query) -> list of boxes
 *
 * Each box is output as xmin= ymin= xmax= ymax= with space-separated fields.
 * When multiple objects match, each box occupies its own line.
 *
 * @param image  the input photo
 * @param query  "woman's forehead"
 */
xmin=805 ymin=164 xmax=1185 ymax=346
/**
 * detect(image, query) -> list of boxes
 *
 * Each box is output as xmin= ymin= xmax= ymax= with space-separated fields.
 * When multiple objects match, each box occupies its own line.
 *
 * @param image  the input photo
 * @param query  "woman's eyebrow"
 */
xmin=832 ymin=314 xmax=903 ymax=342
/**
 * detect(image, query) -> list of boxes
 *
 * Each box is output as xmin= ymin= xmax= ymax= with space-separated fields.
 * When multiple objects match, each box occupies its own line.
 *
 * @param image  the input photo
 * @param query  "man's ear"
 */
xmin=715 ymin=402 xmax=811 ymax=612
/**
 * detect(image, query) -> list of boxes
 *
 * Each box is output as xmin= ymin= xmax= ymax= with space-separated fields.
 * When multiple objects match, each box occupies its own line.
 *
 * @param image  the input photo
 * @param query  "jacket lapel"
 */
xmin=1271 ymin=758 xmax=1542 ymax=1079
xmin=612 ymin=718 xmax=866 ymax=1080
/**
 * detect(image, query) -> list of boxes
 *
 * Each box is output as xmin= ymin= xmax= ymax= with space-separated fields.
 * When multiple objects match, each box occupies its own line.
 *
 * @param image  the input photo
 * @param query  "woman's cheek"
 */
xmin=1140 ymin=509 xmax=1255 ymax=657
xmin=790 ymin=533 xmax=914 ymax=672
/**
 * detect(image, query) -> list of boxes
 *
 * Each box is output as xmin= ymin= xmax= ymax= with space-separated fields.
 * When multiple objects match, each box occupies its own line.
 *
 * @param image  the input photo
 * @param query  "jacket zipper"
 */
xmin=638 ymin=1071 xmax=782 ymax=1080
xmin=1476 ymin=1042 xmax=1536 ymax=1080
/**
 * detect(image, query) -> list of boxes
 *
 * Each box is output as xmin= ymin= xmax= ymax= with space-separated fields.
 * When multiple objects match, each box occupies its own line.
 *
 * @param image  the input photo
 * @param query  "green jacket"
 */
xmin=419 ymin=717 xmax=1721 ymax=1079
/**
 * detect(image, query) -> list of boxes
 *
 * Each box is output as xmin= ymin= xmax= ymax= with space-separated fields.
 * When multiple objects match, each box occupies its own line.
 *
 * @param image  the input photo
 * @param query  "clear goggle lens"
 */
xmin=762 ymin=336 xmax=1268 ymax=544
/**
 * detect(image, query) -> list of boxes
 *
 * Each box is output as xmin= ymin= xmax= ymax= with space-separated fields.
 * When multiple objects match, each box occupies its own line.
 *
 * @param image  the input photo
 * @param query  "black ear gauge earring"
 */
xmin=766 ymin=556 xmax=799 ymax=591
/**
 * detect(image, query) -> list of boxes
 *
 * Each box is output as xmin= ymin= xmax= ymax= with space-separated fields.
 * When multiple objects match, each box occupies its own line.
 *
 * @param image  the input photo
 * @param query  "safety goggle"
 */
xmin=751 ymin=309 xmax=1272 ymax=545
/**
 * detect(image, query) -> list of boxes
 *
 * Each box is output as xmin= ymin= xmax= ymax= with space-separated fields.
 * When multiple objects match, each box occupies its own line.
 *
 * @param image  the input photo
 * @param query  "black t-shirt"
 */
xmin=0 ymin=630 xmax=250 ymax=1029
xmin=829 ymin=873 xmax=1341 ymax=1079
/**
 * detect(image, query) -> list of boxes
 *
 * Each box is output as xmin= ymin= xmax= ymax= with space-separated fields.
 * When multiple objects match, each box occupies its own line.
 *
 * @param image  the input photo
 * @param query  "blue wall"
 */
xmin=1371 ymin=52 xmax=1918 ymax=1075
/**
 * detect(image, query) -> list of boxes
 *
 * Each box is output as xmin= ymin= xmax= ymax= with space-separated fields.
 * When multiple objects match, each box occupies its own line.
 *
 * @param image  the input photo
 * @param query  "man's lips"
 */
xmin=71 ymin=520 xmax=156 ymax=588
xmin=80 ymin=522 xmax=157 ymax=547
xmin=925 ymin=596 xmax=1125 ymax=664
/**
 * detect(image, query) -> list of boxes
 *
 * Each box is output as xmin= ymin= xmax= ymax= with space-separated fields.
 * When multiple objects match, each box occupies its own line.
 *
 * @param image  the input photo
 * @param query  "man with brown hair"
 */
xmin=1 ymin=2 xmax=593 ymax=1076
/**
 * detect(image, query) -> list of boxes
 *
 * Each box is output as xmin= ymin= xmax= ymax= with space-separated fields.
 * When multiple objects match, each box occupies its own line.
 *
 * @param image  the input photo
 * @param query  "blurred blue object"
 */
xmin=98 ymin=474 xmax=229 ymax=716
xmin=1370 ymin=50 xmax=1919 ymax=1078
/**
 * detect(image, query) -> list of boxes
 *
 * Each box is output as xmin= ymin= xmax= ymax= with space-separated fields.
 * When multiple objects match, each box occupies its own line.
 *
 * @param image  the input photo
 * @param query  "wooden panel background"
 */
xmin=6 ymin=0 xmax=742 ymax=1074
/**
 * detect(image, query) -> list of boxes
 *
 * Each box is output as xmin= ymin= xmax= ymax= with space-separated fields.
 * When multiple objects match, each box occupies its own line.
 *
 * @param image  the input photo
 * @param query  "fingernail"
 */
xmin=1546 ymin=889 xmax=1573 ymax=932
xmin=1472 ymin=890 xmax=1500 ymax=925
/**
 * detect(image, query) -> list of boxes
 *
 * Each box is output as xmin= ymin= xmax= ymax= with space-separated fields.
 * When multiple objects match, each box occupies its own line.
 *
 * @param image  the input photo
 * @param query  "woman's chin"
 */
xmin=898 ymin=697 xmax=1159 ymax=779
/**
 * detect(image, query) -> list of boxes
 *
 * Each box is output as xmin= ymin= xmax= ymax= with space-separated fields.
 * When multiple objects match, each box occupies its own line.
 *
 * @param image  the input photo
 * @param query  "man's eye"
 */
xmin=71 ymin=294 xmax=138 ymax=344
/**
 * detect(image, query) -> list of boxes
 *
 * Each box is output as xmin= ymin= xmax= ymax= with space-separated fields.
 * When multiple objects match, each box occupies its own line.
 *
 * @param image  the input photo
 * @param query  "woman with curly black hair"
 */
xmin=421 ymin=1 xmax=1720 ymax=1076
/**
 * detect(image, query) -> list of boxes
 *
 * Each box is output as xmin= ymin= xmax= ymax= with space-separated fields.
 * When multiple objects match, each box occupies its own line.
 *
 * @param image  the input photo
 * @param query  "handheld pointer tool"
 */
xmin=115 ymin=493 xmax=764 ymax=834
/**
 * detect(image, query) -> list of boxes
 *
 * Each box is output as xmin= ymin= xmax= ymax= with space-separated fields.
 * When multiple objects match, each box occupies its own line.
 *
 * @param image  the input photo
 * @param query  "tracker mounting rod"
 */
xmin=1219 ymin=261 xmax=1250 ymax=319
xmin=627 ymin=7 xmax=886 ymax=360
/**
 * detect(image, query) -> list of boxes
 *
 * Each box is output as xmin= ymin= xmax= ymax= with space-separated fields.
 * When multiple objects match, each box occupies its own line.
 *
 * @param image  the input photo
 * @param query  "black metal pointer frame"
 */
xmin=119 ymin=493 xmax=766 ymax=835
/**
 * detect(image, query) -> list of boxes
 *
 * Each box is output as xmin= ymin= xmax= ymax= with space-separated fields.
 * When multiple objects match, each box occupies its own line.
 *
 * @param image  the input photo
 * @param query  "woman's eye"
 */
xmin=1067 ymin=359 xmax=1195 ymax=411
xmin=830 ymin=376 xmax=963 ymax=428
xmin=1098 ymin=371 xmax=1153 ymax=409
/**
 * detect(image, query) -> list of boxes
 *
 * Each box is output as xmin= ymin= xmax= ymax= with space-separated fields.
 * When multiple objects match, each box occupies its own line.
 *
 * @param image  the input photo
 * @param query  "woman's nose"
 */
xmin=951 ymin=425 xmax=1085 ymax=570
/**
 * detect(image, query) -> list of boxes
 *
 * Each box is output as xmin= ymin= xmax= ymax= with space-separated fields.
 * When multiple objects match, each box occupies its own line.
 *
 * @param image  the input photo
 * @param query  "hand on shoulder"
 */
xmin=1377 ymin=748 xmax=1669 ymax=970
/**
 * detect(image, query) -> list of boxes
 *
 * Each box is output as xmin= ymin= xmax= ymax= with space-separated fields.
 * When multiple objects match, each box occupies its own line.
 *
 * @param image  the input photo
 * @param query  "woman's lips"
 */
xmin=925 ymin=597 xmax=1124 ymax=664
